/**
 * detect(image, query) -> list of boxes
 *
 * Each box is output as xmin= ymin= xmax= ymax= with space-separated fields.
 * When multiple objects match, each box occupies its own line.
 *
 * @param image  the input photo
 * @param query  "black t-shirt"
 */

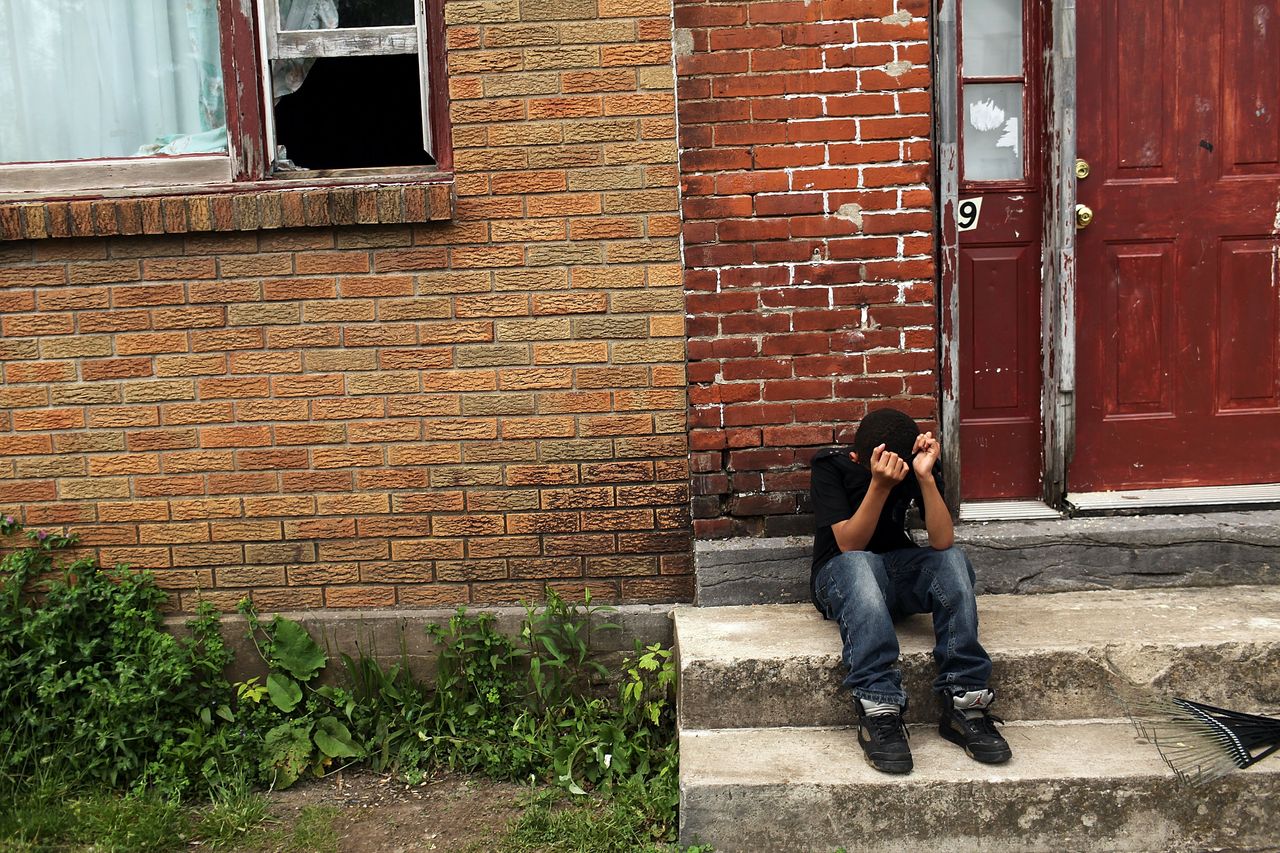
xmin=809 ymin=447 xmax=945 ymax=599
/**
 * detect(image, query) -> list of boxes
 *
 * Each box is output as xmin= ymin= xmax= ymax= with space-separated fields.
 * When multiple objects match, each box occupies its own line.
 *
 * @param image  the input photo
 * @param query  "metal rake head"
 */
xmin=1115 ymin=684 xmax=1280 ymax=786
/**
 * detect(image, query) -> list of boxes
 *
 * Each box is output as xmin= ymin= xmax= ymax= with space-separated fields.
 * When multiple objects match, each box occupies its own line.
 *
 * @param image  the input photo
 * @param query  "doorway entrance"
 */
xmin=941 ymin=0 xmax=1280 ymax=505
xmin=1072 ymin=0 xmax=1280 ymax=491
xmin=951 ymin=0 xmax=1045 ymax=501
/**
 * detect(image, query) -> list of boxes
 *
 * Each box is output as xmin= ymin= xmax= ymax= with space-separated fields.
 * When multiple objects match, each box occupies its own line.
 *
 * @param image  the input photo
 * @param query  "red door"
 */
xmin=956 ymin=0 xmax=1045 ymax=500
xmin=1074 ymin=0 xmax=1280 ymax=490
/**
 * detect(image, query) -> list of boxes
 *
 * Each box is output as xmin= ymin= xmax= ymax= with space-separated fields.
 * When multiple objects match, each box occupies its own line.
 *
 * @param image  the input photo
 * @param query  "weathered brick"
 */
xmin=86 ymin=454 xmax=160 ymax=476
xmin=244 ymin=496 xmax=315 ymax=516
xmin=0 ymin=5 xmax=703 ymax=611
xmin=126 ymin=429 xmax=199 ymax=452
xmin=100 ymin=547 xmax=171 ymax=569
xmin=154 ymin=354 xmax=227 ymax=377
xmin=5 ymin=361 xmax=78 ymax=383
xmin=168 ymin=498 xmax=243 ymax=520
xmin=16 ymin=456 xmax=85 ymax=478
xmin=263 ymin=277 xmax=336 ymax=300
xmin=323 ymin=586 xmax=396 ymax=608
xmin=242 ymin=543 xmax=315 ymax=565
xmin=13 ymin=408 xmax=85 ymax=431
xmin=138 ymin=523 xmax=211 ymax=545
xmin=115 ymin=332 xmax=188 ymax=355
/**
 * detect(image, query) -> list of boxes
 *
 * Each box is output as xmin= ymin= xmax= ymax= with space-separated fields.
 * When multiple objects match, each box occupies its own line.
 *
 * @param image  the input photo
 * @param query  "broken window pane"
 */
xmin=273 ymin=54 xmax=432 ymax=170
xmin=277 ymin=0 xmax=415 ymax=29
xmin=964 ymin=83 xmax=1024 ymax=181
xmin=0 ymin=0 xmax=227 ymax=163
xmin=962 ymin=0 xmax=1023 ymax=78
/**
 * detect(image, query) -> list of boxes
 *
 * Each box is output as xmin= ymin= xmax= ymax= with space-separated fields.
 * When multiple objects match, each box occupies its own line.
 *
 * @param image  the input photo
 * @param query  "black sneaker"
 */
xmin=856 ymin=700 xmax=913 ymax=774
xmin=938 ymin=689 xmax=1012 ymax=764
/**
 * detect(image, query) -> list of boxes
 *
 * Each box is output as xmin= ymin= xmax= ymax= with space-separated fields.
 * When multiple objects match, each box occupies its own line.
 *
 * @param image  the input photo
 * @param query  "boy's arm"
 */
xmin=912 ymin=431 xmax=954 ymax=550
xmin=831 ymin=445 xmax=908 ymax=552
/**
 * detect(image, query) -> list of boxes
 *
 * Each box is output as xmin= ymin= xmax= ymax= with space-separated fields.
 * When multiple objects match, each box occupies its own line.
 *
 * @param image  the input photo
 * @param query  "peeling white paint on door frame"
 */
xmin=935 ymin=0 xmax=963 ymax=510
xmin=1041 ymin=0 xmax=1077 ymax=508
xmin=1271 ymin=196 xmax=1280 ymax=289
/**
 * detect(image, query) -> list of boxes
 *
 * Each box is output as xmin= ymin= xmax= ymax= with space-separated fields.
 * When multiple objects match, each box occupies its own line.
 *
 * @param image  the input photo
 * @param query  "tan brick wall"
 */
xmin=0 ymin=0 xmax=692 ymax=610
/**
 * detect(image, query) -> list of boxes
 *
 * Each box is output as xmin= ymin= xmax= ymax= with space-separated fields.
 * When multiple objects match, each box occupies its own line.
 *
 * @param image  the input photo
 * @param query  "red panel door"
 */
xmin=1074 ymin=0 xmax=1280 ymax=490
xmin=956 ymin=0 xmax=1045 ymax=500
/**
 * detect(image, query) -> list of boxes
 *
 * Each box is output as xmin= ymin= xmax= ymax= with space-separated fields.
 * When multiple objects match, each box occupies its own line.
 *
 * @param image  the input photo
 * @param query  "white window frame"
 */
xmin=257 ymin=0 xmax=435 ymax=173
xmin=0 ymin=156 xmax=233 ymax=198
xmin=0 ymin=0 xmax=237 ymax=198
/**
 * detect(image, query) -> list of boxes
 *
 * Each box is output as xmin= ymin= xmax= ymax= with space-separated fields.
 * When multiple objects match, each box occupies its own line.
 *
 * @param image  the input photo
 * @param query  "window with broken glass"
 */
xmin=959 ymin=0 xmax=1028 ymax=183
xmin=0 ymin=0 xmax=448 ymax=197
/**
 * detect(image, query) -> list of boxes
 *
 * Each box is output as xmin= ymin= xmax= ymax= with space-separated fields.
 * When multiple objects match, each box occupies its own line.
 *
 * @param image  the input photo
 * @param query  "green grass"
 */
xmin=251 ymin=805 xmax=340 ymax=853
xmin=2 ymin=779 xmax=713 ymax=853
xmin=191 ymin=787 xmax=272 ymax=849
xmin=498 ymin=781 xmax=711 ymax=853
xmin=0 ymin=780 xmax=273 ymax=853
xmin=0 ymin=785 xmax=189 ymax=852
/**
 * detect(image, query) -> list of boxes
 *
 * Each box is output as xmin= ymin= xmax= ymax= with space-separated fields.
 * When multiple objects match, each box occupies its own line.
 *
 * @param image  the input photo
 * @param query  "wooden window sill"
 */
xmin=0 ymin=175 xmax=455 ymax=241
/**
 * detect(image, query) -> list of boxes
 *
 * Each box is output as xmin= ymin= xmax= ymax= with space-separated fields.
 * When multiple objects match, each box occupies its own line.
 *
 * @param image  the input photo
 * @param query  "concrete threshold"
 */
xmin=694 ymin=509 xmax=1280 ymax=606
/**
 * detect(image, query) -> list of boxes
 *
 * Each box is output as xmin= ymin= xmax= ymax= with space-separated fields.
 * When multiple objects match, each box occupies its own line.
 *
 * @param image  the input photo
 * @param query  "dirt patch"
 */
xmin=263 ymin=770 xmax=528 ymax=853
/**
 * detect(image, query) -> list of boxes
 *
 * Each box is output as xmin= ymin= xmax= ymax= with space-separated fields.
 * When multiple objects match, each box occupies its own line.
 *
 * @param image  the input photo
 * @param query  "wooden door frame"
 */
xmin=934 ymin=0 xmax=1078 ymax=509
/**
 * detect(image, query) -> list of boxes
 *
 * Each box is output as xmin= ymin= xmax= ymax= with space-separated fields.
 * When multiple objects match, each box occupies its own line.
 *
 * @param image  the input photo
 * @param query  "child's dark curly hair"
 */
xmin=852 ymin=408 xmax=920 ymax=468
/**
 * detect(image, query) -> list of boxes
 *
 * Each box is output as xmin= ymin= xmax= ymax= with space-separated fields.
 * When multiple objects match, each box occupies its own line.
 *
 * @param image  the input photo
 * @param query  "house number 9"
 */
xmin=958 ymin=197 xmax=983 ymax=232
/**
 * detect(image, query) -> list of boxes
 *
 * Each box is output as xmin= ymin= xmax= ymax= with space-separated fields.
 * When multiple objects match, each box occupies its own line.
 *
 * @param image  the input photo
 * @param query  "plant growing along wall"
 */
xmin=0 ymin=518 xmax=679 ymax=839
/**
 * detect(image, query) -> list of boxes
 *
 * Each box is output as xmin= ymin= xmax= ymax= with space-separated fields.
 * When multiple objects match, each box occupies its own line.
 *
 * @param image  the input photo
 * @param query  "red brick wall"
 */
xmin=675 ymin=0 xmax=939 ymax=539
xmin=0 ymin=0 xmax=692 ymax=610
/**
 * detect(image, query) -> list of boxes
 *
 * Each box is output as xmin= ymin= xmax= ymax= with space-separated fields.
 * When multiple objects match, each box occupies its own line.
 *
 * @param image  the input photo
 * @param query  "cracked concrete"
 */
xmin=678 ymin=584 xmax=1280 ymax=851
xmin=694 ymin=511 xmax=1280 ymax=605
xmin=680 ymin=722 xmax=1280 ymax=852
xmin=675 ymin=585 xmax=1280 ymax=729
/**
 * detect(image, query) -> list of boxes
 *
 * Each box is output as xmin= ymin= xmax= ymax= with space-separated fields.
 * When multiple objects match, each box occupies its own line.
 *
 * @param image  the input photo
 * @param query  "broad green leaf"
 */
xmin=266 ymin=673 xmax=302 ymax=712
xmin=313 ymin=716 xmax=360 ymax=758
xmin=270 ymin=617 xmax=327 ymax=680
xmin=261 ymin=721 xmax=313 ymax=789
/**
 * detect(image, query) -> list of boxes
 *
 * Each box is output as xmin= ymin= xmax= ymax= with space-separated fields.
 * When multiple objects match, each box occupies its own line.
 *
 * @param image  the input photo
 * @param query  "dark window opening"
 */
xmin=273 ymin=54 xmax=433 ymax=171
xmin=335 ymin=0 xmax=416 ymax=28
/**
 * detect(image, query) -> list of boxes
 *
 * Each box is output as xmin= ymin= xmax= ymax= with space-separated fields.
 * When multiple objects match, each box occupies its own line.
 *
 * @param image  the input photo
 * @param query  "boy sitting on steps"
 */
xmin=809 ymin=407 xmax=1011 ymax=774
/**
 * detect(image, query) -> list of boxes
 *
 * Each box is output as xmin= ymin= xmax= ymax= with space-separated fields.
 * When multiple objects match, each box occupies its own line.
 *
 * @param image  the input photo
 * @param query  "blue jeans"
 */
xmin=813 ymin=546 xmax=993 ymax=708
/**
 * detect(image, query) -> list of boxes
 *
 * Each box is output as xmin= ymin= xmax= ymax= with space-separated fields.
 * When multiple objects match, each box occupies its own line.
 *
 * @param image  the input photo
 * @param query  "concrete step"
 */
xmin=693 ymin=510 xmax=1280 ymax=606
xmin=678 ymin=720 xmax=1280 ymax=852
xmin=675 ymin=585 xmax=1280 ymax=729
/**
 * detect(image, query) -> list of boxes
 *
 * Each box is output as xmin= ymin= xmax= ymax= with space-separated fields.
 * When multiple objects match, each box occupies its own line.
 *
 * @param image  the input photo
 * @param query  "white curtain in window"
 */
xmin=274 ymin=0 xmax=340 ymax=99
xmin=0 ymin=0 xmax=227 ymax=164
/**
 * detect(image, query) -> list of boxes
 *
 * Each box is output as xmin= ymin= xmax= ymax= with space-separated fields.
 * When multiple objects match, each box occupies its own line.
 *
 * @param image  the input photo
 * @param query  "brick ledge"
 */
xmin=0 ymin=179 xmax=455 ymax=241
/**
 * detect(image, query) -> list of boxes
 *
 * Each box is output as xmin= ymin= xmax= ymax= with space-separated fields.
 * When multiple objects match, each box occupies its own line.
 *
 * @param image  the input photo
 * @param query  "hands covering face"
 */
xmin=865 ymin=432 xmax=940 ymax=489
xmin=868 ymin=443 xmax=909 ymax=488
xmin=911 ymin=431 xmax=940 ymax=480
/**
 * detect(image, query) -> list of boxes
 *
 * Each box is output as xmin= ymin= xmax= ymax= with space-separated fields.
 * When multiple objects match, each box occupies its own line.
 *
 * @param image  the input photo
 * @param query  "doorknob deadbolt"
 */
xmin=1076 ymin=204 xmax=1094 ymax=230
xmin=1075 ymin=159 xmax=1091 ymax=179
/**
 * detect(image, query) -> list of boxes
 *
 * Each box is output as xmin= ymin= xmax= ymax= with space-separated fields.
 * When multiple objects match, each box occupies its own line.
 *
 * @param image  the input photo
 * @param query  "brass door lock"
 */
xmin=1075 ymin=159 xmax=1091 ymax=179
xmin=1076 ymin=203 xmax=1094 ymax=230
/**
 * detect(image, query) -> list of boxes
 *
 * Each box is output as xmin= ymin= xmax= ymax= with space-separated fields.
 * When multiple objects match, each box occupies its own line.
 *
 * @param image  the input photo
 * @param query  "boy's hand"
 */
xmin=869 ymin=444 xmax=909 ymax=488
xmin=912 ymin=431 xmax=941 ymax=480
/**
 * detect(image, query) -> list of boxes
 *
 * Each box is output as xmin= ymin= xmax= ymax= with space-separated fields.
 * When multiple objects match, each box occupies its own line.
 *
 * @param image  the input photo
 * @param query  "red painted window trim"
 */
xmin=423 ymin=0 xmax=453 ymax=172
xmin=219 ymin=0 xmax=269 ymax=182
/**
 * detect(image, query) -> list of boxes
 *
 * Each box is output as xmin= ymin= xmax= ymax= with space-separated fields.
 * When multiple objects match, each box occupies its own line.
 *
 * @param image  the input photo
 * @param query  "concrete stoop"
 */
xmin=693 ymin=510 xmax=1280 ymax=606
xmin=675 ymin=586 xmax=1280 ymax=852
